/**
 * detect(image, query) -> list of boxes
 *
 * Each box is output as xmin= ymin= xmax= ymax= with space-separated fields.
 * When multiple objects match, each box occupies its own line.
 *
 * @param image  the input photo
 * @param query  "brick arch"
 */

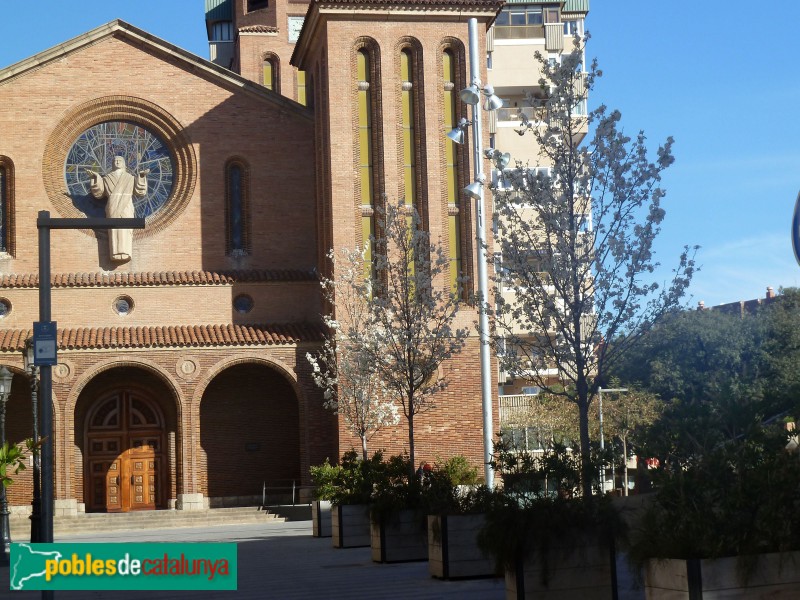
xmin=65 ymin=359 xmax=184 ymax=503
xmin=42 ymin=95 xmax=197 ymax=239
xmin=65 ymin=357 xmax=184 ymax=417
xmin=191 ymin=354 xmax=301 ymax=407
xmin=196 ymin=358 xmax=303 ymax=503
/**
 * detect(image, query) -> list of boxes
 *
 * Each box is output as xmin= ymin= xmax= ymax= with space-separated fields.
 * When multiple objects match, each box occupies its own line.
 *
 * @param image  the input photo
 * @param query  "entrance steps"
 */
xmin=8 ymin=506 xmax=283 ymax=538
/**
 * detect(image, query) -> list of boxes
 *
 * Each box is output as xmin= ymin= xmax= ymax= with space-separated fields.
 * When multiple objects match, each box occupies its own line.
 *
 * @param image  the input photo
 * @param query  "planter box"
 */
xmin=506 ymin=541 xmax=616 ymax=600
xmin=371 ymin=508 xmax=428 ymax=563
xmin=428 ymin=513 xmax=495 ymax=580
xmin=311 ymin=500 xmax=332 ymax=538
xmin=644 ymin=552 xmax=800 ymax=599
xmin=332 ymin=504 xmax=371 ymax=548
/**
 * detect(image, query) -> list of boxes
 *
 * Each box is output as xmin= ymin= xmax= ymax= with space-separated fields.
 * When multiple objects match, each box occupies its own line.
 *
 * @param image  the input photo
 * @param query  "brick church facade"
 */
xmin=0 ymin=0 xmax=501 ymax=515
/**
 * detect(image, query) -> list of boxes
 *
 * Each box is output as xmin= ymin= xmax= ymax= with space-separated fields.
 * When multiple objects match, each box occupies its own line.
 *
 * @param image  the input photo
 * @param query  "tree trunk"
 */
xmin=361 ymin=435 xmax=368 ymax=462
xmin=578 ymin=399 xmax=593 ymax=499
xmin=408 ymin=410 xmax=416 ymax=479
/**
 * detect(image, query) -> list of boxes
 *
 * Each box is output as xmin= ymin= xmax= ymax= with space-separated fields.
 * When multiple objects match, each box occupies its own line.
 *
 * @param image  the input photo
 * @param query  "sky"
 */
xmin=0 ymin=1 xmax=798 ymax=307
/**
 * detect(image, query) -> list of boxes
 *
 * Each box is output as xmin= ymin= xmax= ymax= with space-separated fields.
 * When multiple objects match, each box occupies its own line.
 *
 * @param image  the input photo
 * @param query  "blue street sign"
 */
xmin=793 ymin=191 xmax=800 ymax=267
xmin=32 ymin=321 xmax=58 ymax=366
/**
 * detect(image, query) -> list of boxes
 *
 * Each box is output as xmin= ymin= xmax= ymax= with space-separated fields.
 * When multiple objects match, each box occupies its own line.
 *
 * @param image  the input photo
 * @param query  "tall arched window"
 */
xmin=400 ymin=49 xmax=417 ymax=209
xmin=0 ymin=156 xmax=14 ymax=256
xmin=296 ymin=70 xmax=307 ymax=106
xmin=358 ymin=47 xmax=375 ymax=274
xmin=225 ymin=159 xmax=250 ymax=257
xmin=263 ymin=55 xmax=279 ymax=92
xmin=443 ymin=49 xmax=463 ymax=293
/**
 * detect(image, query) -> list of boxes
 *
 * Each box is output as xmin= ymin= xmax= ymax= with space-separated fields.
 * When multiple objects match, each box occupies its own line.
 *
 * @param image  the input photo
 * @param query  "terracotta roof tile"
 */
xmin=239 ymin=25 xmax=279 ymax=33
xmin=0 ymin=269 xmax=317 ymax=289
xmin=0 ymin=323 xmax=324 ymax=352
xmin=315 ymin=0 xmax=502 ymax=6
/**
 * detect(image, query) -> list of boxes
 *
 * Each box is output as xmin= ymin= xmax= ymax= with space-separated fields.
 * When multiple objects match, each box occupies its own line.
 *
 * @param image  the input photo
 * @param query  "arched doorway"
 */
xmin=200 ymin=363 xmax=300 ymax=504
xmin=84 ymin=387 xmax=166 ymax=512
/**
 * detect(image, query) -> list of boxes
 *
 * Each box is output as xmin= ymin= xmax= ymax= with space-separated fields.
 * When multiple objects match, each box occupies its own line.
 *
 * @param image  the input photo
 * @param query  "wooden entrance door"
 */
xmin=85 ymin=390 xmax=165 ymax=512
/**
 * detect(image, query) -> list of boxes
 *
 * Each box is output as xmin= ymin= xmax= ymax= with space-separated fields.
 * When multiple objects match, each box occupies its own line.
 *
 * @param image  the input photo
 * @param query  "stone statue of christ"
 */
xmin=86 ymin=156 xmax=149 ymax=263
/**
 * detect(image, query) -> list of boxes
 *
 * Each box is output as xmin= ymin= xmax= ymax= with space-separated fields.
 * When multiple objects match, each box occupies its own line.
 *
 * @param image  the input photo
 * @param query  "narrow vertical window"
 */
xmin=0 ymin=157 xmax=14 ymax=256
xmin=358 ymin=49 xmax=375 ymax=274
xmin=443 ymin=50 xmax=462 ymax=293
xmin=0 ymin=165 xmax=6 ymax=253
xmin=400 ymin=49 xmax=416 ymax=208
xmin=226 ymin=160 xmax=249 ymax=257
xmin=263 ymin=56 xmax=278 ymax=92
xmin=296 ymin=70 xmax=307 ymax=106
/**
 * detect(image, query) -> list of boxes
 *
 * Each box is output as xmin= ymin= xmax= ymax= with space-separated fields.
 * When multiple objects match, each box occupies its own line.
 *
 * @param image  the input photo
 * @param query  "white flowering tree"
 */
xmin=492 ymin=35 xmax=697 ymax=497
xmin=307 ymin=247 xmax=398 ymax=460
xmin=366 ymin=202 xmax=470 ymax=474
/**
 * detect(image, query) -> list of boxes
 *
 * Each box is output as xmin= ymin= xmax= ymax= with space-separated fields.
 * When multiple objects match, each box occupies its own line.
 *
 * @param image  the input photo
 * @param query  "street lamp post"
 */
xmin=446 ymin=17 xmax=502 ymax=488
xmin=598 ymin=387 xmax=627 ymax=494
xmin=23 ymin=339 xmax=41 ymax=543
xmin=0 ymin=365 xmax=14 ymax=563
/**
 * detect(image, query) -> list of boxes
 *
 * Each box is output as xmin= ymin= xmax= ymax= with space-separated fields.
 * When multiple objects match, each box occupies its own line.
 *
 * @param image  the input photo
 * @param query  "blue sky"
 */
xmin=1 ymin=1 xmax=798 ymax=306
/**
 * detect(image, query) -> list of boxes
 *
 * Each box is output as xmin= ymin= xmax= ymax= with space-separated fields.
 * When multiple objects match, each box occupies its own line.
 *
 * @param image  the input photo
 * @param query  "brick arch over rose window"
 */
xmin=198 ymin=361 xmax=301 ymax=503
xmin=42 ymin=95 xmax=197 ymax=240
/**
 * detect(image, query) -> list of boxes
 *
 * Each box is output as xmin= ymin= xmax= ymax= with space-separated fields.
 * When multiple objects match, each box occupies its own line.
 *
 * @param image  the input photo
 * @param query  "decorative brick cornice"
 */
xmin=239 ymin=25 xmax=279 ymax=33
xmin=0 ymin=269 xmax=318 ymax=289
xmin=0 ymin=322 xmax=325 ymax=351
xmin=316 ymin=0 xmax=502 ymax=6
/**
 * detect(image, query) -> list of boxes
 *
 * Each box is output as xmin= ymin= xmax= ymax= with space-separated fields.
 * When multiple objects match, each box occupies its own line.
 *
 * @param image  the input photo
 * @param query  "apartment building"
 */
xmin=486 ymin=1 xmax=591 ymax=447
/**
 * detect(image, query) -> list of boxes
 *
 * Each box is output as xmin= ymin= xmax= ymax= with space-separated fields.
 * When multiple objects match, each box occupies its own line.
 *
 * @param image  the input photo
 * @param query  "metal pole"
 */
xmin=37 ymin=211 xmax=54 ymax=546
xmin=0 ymin=387 xmax=10 ymax=563
xmin=598 ymin=388 xmax=605 ymax=493
xmin=467 ymin=17 xmax=495 ymax=489
xmin=29 ymin=363 xmax=41 ymax=543
xmin=598 ymin=387 xmax=627 ymax=494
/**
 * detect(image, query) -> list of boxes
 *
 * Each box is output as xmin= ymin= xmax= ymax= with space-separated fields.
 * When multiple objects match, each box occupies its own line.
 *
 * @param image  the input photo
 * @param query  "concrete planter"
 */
xmin=332 ymin=504 xmax=371 ymax=548
xmin=428 ymin=513 xmax=495 ymax=580
xmin=506 ymin=541 xmax=616 ymax=600
xmin=644 ymin=552 xmax=800 ymax=599
xmin=371 ymin=508 xmax=428 ymax=563
xmin=311 ymin=500 xmax=331 ymax=538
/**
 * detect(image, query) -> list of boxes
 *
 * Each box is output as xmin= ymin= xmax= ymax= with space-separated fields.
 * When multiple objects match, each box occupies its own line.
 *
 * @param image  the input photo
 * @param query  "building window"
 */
xmin=0 ymin=298 xmax=11 ymax=318
xmin=113 ymin=295 xmax=134 ymax=316
xmin=296 ymin=70 xmax=307 ymax=106
xmin=225 ymin=159 xmax=250 ymax=257
xmin=443 ymin=49 xmax=463 ymax=294
xmin=357 ymin=46 xmax=379 ymax=276
xmin=400 ymin=48 xmax=418 ymax=209
xmin=233 ymin=294 xmax=254 ymax=314
xmin=263 ymin=55 xmax=279 ymax=92
xmin=0 ymin=157 xmax=14 ymax=256
xmin=247 ymin=0 xmax=268 ymax=12
xmin=563 ymin=19 xmax=582 ymax=36
xmin=494 ymin=4 xmax=559 ymax=27
xmin=210 ymin=21 xmax=233 ymax=41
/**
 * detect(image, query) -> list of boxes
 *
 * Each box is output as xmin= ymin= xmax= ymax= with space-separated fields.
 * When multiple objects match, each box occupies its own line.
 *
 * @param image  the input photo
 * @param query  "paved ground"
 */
xmin=0 ymin=519 xmax=507 ymax=600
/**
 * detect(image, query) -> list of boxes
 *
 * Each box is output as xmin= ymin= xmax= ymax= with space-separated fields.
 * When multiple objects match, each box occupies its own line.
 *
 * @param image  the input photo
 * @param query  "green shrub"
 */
xmin=629 ymin=426 xmax=800 ymax=571
xmin=309 ymin=449 xmax=388 ymax=504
